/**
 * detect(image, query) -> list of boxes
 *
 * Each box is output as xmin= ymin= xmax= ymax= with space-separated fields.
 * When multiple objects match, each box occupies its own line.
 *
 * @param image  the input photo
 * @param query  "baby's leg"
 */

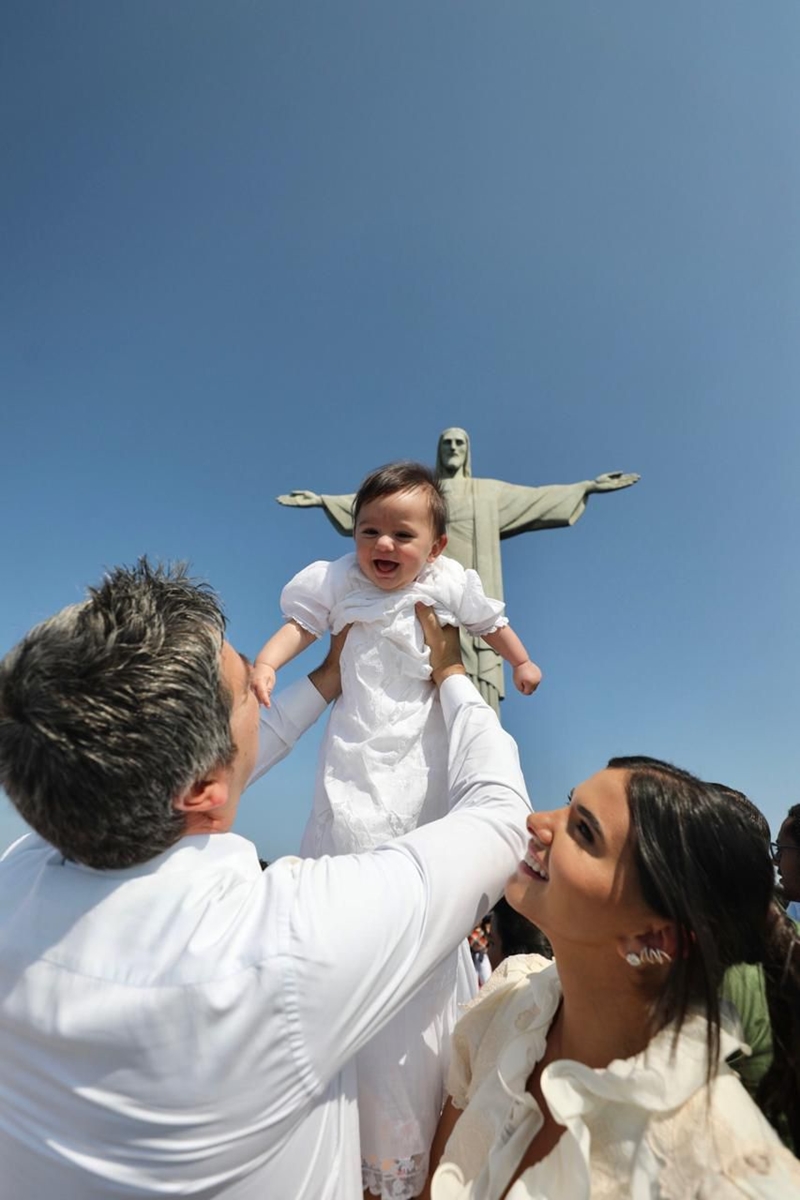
xmin=358 ymin=943 xmax=476 ymax=1199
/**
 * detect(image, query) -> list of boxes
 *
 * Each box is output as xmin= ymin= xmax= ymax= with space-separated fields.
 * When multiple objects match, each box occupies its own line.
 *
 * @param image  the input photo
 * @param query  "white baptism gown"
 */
xmin=281 ymin=552 xmax=508 ymax=1199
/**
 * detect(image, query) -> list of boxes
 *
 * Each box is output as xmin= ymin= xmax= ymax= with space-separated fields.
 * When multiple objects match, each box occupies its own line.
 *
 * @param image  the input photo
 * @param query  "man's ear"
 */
xmin=428 ymin=533 xmax=448 ymax=562
xmin=617 ymin=920 xmax=679 ymax=966
xmin=174 ymin=776 xmax=230 ymax=817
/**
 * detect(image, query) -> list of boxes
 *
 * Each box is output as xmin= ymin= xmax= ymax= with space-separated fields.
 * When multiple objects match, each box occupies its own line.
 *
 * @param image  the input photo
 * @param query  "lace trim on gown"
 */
xmin=363 ymin=1153 xmax=428 ymax=1199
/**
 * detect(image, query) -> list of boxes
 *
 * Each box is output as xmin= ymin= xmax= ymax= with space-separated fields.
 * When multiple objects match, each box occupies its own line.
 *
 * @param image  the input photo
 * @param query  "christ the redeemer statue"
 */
xmin=277 ymin=427 xmax=639 ymax=714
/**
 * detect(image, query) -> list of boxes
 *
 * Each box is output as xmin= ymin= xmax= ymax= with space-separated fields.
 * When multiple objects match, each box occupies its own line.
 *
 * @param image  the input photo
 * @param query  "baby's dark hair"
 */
xmin=353 ymin=462 xmax=448 ymax=539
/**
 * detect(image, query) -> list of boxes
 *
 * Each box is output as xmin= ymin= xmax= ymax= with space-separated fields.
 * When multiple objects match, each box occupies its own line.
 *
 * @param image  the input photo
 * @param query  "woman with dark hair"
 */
xmin=423 ymin=758 xmax=800 ymax=1198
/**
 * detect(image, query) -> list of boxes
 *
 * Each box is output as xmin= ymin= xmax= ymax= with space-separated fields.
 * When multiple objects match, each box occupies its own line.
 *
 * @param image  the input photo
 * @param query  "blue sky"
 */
xmin=2 ymin=1 xmax=799 ymax=859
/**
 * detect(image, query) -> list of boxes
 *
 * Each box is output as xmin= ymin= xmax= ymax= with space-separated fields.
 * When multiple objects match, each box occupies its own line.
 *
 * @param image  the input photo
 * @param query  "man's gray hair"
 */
xmin=0 ymin=560 xmax=235 ymax=868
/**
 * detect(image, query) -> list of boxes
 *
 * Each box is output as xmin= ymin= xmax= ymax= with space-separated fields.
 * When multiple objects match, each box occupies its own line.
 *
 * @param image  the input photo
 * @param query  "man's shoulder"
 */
xmin=0 ymin=830 xmax=54 ymax=866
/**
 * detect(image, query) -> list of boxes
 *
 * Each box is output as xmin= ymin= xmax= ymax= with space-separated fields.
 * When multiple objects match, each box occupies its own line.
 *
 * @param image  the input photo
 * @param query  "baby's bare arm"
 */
xmin=482 ymin=624 xmax=542 ymax=695
xmin=253 ymin=620 xmax=318 ymax=706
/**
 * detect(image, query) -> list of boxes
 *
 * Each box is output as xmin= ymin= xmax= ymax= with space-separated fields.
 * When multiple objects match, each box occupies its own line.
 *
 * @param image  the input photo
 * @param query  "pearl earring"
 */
xmin=626 ymin=947 xmax=672 ymax=968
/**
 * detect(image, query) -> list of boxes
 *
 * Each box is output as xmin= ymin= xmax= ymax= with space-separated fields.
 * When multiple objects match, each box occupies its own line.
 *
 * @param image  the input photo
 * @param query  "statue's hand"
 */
xmin=275 ymin=490 xmax=323 ymax=507
xmin=590 ymin=472 xmax=640 ymax=493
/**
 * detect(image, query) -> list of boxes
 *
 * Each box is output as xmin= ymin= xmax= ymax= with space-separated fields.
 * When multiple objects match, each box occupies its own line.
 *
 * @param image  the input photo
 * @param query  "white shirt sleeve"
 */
xmin=247 ymin=677 xmax=328 ymax=787
xmin=276 ymin=676 xmax=532 ymax=1091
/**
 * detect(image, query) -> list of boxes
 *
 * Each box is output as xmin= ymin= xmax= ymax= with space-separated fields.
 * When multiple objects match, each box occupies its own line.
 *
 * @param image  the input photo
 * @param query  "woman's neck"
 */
xmin=552 ymin=952 xmax=657 ymax=1069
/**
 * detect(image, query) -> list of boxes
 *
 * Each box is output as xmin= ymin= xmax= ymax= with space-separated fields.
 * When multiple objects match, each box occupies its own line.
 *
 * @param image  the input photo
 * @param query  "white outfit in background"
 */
xmin=0 ymin=676 xmax=530 ymax=1200
xmin=432 ymin=960 xmax=800 ymax=1199
xmin=282 ymin=552 xmax=508 ymax=1196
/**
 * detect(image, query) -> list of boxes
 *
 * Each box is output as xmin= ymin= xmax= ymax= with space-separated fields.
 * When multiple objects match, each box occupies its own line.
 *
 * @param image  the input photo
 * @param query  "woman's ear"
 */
xmin=617 ymin=920 xmax=679 ymax=966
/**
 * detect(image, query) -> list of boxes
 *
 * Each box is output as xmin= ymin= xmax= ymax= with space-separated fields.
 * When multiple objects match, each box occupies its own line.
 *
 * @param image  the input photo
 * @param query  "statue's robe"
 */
xmin=316 ymin=477 xmax=591 ymax=715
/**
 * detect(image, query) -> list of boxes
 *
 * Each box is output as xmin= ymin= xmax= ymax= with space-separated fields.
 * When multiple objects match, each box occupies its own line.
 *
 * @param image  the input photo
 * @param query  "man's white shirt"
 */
xmin=0 ymin=676 xmax=530 ymax=1198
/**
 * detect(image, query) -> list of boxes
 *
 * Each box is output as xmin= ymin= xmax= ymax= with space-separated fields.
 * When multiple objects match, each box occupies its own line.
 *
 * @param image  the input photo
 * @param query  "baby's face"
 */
xmin=354 ymin=488 xmax=446 ymax=591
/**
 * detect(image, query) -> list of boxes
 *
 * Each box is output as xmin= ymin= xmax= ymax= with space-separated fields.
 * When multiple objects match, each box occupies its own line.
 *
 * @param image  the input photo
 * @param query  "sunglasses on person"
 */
xmin=771 ymin=842 xmax=799 ymax=859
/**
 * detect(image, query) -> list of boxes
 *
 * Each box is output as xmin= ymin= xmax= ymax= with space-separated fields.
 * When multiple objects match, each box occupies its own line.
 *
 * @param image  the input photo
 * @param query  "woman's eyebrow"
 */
xmin=575 ymin=803 xmax=603 ymax=838
xmin=569 ymin=788 xmax=604 ymax=838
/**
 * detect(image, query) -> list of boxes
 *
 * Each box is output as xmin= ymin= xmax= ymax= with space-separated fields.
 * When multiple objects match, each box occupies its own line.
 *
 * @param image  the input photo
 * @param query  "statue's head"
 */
xmin=436 ymin=427 xmax=471 ymax=479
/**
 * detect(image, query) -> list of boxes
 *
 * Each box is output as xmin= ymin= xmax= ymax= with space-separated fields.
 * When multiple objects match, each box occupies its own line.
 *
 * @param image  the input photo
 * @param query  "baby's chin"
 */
xmin=371 ymin=574 xmax=410 ymax=591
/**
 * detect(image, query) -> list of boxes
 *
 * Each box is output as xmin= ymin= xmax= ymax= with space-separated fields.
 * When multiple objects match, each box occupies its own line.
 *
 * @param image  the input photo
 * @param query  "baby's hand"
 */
xmin=252 ymin=661 xmax=277 ymax=708
xmin=513 ymin=659 xmax=542 ymax=696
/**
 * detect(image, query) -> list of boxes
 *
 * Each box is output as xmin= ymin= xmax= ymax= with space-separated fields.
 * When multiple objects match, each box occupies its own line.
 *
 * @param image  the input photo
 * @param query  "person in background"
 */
xmin=469 ymin=917 xmax=492 ymax=986
xmin=773 ymin=803 xmax=800 ymax=920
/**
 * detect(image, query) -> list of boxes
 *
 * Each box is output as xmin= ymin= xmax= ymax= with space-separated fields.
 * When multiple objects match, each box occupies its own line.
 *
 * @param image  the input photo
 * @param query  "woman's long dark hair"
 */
xmin=608 ymin=756 xmax=800 ymax=1146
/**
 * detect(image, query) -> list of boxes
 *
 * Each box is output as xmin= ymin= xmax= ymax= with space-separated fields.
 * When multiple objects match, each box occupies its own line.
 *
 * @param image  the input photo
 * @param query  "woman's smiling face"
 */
xmin=505 ymin=768 xmax=658 ymax=952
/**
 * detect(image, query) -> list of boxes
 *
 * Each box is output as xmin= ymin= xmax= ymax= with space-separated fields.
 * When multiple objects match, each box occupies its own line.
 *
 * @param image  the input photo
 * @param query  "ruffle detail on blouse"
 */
xmin=433 ymin=965 xmax=800 ymax=1200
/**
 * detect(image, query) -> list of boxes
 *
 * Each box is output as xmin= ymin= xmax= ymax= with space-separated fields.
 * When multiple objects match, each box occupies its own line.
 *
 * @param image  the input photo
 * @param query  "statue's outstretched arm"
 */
xmin=587 ymin=472 xmax=640 ymax=493
xmin=276 ymin=490 xmax=355 ymax=536
xmin=275 ymin=490 xmax=323 ymax=507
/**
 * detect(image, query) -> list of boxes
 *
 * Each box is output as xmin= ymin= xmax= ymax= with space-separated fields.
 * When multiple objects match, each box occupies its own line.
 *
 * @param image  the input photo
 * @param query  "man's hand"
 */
xmin=275 ymin=490 xmax=323 ymax=507
xmin=308 ymin=626 xmax=350 ymax=703
xmin=416 ymin=603 xmax=465 ymax=687
xmin=589 ymin=472 xmax=640 ymax=493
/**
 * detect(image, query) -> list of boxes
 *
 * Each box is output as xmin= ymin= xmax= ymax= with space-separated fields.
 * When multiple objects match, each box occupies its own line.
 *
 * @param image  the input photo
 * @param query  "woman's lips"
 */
xmin=521 ymin=846 xmax=549 ymax=881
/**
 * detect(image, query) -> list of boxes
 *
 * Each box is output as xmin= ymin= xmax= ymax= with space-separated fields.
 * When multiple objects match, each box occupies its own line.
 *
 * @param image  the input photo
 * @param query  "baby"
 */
xmin=254 ymin=461 xmax=540 ymax=714
xmin=253 ymin=461 xmax=540 ymax=1198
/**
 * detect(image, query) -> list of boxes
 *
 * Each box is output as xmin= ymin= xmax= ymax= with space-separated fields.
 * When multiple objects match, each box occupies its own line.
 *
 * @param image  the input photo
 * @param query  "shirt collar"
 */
xmin=58 ymin=832 xmax=262 ymax=880
xmin=495 ymin=963 xmax=746 ymax=1123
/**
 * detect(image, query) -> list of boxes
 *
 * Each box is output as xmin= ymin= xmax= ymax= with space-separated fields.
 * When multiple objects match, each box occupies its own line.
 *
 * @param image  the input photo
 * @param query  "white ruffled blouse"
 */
xmin=433 ymin=960 xmax=800 ymax=1199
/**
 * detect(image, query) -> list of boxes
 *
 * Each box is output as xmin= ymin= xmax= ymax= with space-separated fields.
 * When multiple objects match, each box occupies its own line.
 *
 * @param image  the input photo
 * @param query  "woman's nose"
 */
xmin=526 ymin=810 xmax=555 ymax=841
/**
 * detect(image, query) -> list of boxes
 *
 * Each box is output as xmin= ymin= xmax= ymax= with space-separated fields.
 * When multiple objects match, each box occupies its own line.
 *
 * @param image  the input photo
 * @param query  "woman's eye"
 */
xmin=576 ymin=819 xmax=594 ymax=844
